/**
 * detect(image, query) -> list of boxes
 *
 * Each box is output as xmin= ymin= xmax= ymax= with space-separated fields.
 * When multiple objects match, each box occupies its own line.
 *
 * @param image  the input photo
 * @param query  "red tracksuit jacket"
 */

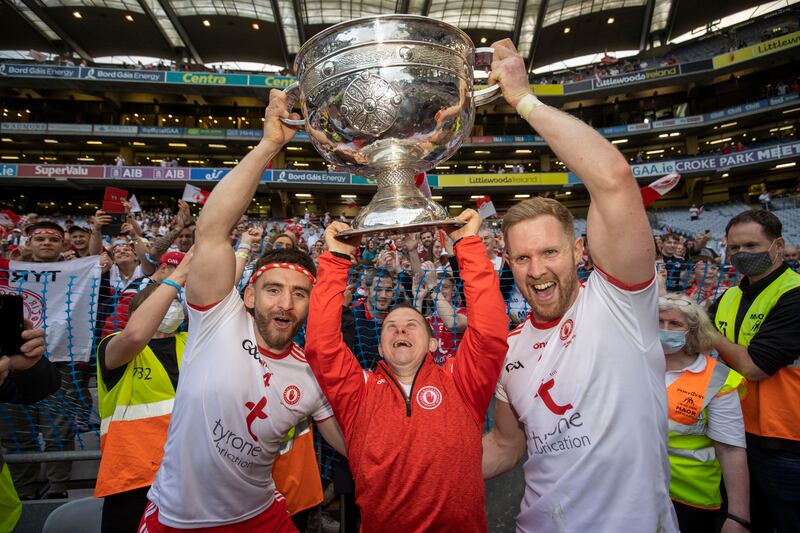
xmin=305 ymin=236 xmax=509 ymax=532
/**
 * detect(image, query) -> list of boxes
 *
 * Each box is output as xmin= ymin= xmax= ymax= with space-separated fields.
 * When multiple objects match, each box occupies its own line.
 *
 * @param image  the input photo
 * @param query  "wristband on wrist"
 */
xmin=726 ymin=513 xmax=751 ymax=530
xmin=162 ymin=279 xmax=182 ymax=292
xmin=237 ymin=243 xmax=252 ymax=250
xmin=145 ymin=253 xmax=156 ymax=264
xmin=235 ymin=252 xmax=250 ymax=260
xmin=516 ymin=93 xmax=543 ymax=121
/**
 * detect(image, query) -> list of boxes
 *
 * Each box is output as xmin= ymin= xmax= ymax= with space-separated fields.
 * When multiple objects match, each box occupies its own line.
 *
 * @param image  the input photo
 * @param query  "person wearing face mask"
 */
xmin=659 ymin=294 xmax=749 ymax=533
xmin=708 ymin=209 xmax=800 ymax=533
xmin=94 ymin=250 xmax=192 ymax=533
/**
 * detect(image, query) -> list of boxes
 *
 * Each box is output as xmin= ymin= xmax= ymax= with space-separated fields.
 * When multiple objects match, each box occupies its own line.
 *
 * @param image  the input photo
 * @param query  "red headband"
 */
xmin=31 ymin=229 xmax=64 ymax=239
xmin=249 ymin=262 xmax=316 ymax=286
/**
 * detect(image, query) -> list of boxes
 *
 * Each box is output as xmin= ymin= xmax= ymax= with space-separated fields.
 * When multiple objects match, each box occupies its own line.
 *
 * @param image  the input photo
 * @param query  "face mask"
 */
xmin=659 ymin=329 xmax=687 ymax=354
xmin=730 ymin=241 xmax=776 ymax=277
xmin=158 ymin=301 xmax=184 ymax=334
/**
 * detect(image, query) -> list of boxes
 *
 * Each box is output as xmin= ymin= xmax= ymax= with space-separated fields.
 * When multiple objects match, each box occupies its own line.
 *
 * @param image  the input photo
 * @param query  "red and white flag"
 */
xmin=475 ymin=195 xmax=497 ymax=218
xmin=414 ymin=172 xmax=432 ymax=198
xmin=0 ymin=209 xmax=21 ymax=227
xmin=640 ymin=171 xmax=681 ymax=207
xmin=182 ymin=183 xmax=210 ymax=205
xmin=128 ymin=194 xmax=142 ymax=213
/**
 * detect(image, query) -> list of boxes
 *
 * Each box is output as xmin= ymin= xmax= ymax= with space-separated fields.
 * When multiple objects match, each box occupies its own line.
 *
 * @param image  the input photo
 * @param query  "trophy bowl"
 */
xmin=283 ymin=15 xmax=500 ymax=237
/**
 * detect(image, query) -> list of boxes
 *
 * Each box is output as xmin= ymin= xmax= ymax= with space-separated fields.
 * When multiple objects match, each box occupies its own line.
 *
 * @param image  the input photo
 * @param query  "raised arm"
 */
xmin=233 ymin=227 xmax=262 ymax=286
xmin=89 ymin=209 xmax=111 ymax=256
xmin=447 ymin=209 xmax=509 ymax=420
xmin=103 ymin=249 xmax=192 ymax=370
xmin=490 ymin=39 xmax=654 ymax=286
xmin=187 ymin=90 xmax=298 ymax=307
xmin=144 ymin=200 xmax=191 ymax=276
xmin=304 ymin=223 xmax=368 ymax=439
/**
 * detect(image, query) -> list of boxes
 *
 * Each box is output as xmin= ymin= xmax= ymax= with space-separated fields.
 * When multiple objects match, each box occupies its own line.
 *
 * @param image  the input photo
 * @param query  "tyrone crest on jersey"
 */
xmin=283 ymin=385 xmax=301 ymax=406
xmin=416 ymin=386 xmax=443 ymax=410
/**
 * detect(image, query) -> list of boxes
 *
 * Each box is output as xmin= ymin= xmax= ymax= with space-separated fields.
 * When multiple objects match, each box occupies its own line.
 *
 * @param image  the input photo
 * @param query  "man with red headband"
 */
xmin=142 ymin=89 xmax=345 ymax=532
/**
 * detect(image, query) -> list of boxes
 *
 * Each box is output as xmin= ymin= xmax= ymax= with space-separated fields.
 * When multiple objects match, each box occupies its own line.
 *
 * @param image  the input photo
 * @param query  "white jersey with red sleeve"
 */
xmin=496 ymin=268 xmax=678 ymax=533
xmin=147 ymin=287 xmax=332 ymax=528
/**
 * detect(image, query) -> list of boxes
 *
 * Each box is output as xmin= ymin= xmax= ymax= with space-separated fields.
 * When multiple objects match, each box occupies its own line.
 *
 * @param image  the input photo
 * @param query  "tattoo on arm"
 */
xmin=148 ymin=227 xmax=181 ymax=263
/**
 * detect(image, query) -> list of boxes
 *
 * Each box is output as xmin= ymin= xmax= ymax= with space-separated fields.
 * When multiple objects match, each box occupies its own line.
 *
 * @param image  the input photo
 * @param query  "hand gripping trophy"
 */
xmin=282 ymin=15 xmax=501 ymax=237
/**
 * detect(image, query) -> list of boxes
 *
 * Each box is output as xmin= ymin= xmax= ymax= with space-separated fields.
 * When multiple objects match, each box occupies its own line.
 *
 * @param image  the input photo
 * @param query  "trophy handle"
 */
xmin=280 ymin=82 xmax=306 ymax=127
xmin=473 ymin=47 xmax=502 ymax=106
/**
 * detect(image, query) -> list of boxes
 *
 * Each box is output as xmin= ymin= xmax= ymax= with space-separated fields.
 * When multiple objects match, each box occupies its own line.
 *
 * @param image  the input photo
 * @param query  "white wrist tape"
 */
xmin=516 ymin=94 xmax=543 ymax=120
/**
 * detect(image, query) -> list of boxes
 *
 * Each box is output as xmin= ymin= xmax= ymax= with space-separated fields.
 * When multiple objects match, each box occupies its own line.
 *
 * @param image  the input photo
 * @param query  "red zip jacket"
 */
xmin=306 ymin=235 xmax=508 ymax=532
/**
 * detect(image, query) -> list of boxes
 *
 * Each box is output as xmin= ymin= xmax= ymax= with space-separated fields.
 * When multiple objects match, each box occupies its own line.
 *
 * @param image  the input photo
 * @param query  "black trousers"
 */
xmin=672 ymin=500 xmax=720 ymax=533
xmin=101 ymin=486 xmax=150 ymax=533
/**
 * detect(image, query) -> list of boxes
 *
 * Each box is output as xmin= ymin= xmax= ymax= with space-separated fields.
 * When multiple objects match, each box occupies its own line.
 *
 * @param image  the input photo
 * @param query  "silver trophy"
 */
xmin=282 ymin=15 xmax=501 ymax=237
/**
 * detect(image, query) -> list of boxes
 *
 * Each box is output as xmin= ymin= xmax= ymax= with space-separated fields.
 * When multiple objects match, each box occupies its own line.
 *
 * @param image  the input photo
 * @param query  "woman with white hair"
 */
xmin=659 ymin=293 xmax=750 ymax=533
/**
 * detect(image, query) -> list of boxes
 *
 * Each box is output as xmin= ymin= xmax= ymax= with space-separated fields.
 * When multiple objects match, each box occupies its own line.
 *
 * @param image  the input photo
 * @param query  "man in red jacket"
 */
xmin=305 ymin=209 xmax=508 ymax=533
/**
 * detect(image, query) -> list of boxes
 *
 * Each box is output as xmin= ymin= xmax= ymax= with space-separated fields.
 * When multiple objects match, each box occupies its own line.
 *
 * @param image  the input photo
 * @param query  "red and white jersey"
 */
xmin=496 ymin=268 xmax=678 ymax=533
xmin=148 ymin=288 xmax=332 ymax=528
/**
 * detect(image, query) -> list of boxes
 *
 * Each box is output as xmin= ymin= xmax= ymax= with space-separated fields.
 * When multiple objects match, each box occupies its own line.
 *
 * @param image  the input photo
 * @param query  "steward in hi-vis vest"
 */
xmin=95 ymin=251 xmax=192 ymax=533
xmin=709 ymin=209 xmax=800 ymax=533
xmin=667 ymin=356 xmax=745 ymax=508
xmin=659 ymin=293 xmax=749 ymax=533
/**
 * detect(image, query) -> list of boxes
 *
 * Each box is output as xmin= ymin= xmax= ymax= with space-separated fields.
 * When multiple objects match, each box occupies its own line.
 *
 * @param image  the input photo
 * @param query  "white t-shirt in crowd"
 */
xmin=109 ymin=263 xmax=144 ymax=292
xmin=665 ymin=355 xmax=746 ymax=448
xmin=148 ymin=287 xmax=333 ymax=528
xmin=496 ymin=268 xmax=678 ymax=533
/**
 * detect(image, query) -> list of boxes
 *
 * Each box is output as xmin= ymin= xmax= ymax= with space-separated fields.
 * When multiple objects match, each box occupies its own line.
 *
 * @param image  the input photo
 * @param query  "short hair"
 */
xmin=502 ymin=197 xmax=574 ymax=243
xmin=252 ymin=248 xmax=316 ymax=282
xmin=385 ymin=300 xmax=434 ymax=337
xmin=725 ymin=209 xmax=782 ymax=240
xmin=129 ymin=283 xmax=161 ymax=315
xmin=658 ymin=293 xmax=716 ymax=355
xmin=27 ymin=221 xmax=65 ymax=236
xmin=372 ymin=268 xmax=398 ymax=289
xmin=663 ymin=233 xmax=680 ymax=243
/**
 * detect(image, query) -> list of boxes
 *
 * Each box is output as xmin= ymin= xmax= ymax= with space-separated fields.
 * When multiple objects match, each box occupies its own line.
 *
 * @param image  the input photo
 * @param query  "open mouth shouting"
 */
xmin=392 ymin=339 xmax=413 ymax=349
xmin=272 ymin=314 xmax=295 ymax=330
xmin=530 ymin=280 xmax=557 ymax=304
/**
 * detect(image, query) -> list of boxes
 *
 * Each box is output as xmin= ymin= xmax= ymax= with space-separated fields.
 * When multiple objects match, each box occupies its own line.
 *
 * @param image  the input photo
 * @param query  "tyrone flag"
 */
xmin=640 ymin=172 xmax=681 ymax=207
xmin=182 ymin=183 xmax=210 ymax=205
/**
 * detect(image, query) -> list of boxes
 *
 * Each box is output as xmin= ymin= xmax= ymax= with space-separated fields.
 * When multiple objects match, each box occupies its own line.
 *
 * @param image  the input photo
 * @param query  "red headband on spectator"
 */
xmin=30 ymin=229 xmax=64 ymax=239
xmin=249 ymin=262 xmax=316 ymax=286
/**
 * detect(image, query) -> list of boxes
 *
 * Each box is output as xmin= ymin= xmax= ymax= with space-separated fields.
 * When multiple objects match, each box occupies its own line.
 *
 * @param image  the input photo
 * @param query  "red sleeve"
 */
xmin=305 ymin=252 xmax=366 ymax=440
xmin=451 ymin=235 xmax=509 ymax=424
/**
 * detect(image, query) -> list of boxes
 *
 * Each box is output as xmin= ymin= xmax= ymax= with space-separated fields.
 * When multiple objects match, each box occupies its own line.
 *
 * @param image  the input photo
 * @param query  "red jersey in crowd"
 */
xmin=305 ymin=236 xmax=508 ymax=533
xmin=427 ymin=308 xmax=465 ymax=365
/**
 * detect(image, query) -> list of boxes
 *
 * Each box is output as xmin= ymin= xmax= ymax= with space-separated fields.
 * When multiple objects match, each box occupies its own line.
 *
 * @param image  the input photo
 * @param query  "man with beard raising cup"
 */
xmin=141 ymin=89 xmax=345 ymax=532
xmin=481 ymin=39 xmax=678 ymax=533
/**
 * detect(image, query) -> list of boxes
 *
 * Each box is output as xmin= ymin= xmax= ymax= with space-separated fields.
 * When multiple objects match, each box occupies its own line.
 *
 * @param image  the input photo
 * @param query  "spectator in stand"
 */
xmin=684 ymin=261 xmax=725 ymax=309
xmin=142 ymin=200 xmax=192 ymax=276
xmin=736 ymin=142 xmax=745 ymax=153
xmin=661 ymin=234 xmax=687 ymax=292
xmin=0 ymin=221 xmax=101 ymax=500
xmin=415 ymin=266 xmax=466 ymax=365
xmin=0 ymin=321 xmax=58 ymax=532
xmin=360 ymin=238 xmax=379 ymax=264
xmin=271 ymin=232 xmax=296 ymax=250
xmin=67 ymin=224 xmax=101 ymax=258
xmin=115 ymin=154 xmax=126 ymax=167
xmin=480 ymin=227 xmax=504 ymax=271
xmin=709 ymin=210 xmax=800 ymax=533
xmin=349 ymin=269 xmax=399 ymax=370
xmin=659 ymin=294 xmax=748 ymax=533
xmin=689 ymin=204 xmax=701 ymax=221
xmin=305 ymin=209 xmax=508 ymax=532
xmin=759 ymin=189 xmax=773 ymax=211
xmin=95 ymin=251 xmax=193 ymax=533
xmin=785 ymin=244 xmax=798 ymax=264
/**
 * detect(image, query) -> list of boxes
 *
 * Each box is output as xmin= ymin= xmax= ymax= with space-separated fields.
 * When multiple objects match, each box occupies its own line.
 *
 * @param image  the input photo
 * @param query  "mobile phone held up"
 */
xmin=0 ymin=294 xmax=24 ymax=356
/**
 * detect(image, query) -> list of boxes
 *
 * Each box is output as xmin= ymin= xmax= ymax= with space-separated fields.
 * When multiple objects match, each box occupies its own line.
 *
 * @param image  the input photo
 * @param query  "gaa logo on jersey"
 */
xmin=416 ymin=386 xmax=442 ymax=410
xmin=559 ymin=319 xmax=574 ymax=341
xmin=283 ymin=385 xmax=301 ymax=405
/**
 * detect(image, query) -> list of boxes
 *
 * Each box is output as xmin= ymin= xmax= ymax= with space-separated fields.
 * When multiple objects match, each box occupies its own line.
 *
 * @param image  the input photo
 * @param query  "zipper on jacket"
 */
xmin=381 ymin=360 xmax=425 ymax=417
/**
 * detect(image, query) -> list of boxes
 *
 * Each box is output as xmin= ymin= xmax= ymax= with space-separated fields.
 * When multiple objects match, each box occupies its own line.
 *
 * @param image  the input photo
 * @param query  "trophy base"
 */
xmin=336 ymin=218 xmax=465 ymax=240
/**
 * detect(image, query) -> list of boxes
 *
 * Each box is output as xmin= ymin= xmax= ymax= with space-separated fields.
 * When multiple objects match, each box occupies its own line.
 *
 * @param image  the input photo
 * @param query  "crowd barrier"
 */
xmin=2 ymin=260 xmax=797 ymax=482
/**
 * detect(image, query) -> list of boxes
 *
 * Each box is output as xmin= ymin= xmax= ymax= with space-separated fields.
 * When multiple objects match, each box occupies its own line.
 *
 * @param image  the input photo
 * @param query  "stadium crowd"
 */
xmin=0 ymin=39 xmax=798 ymax=533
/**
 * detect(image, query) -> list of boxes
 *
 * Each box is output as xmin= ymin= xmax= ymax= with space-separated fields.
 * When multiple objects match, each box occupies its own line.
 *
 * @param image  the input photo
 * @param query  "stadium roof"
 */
xmin=0 ymin=0 xmax=785 ymax=70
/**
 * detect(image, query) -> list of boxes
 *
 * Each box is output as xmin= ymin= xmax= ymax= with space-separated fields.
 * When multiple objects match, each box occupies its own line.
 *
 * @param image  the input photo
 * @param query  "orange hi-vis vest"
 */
xmin=272 ymin=417 xmax=323 ymax=515
xmin=667 ymin=356 xmax=745 ymax=509
xmin=95 ymin=332 xmax=186 ymax=498
xmin=715 ymin=267 xmax=800 ymax=441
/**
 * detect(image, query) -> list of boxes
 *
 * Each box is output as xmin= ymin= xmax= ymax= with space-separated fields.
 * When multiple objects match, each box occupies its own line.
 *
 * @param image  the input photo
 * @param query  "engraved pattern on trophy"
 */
xmin=340 ymin=71 xmax=402 ymax=136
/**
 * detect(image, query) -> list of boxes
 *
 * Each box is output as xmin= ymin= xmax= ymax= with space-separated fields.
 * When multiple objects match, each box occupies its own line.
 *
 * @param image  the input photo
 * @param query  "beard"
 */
xmin=253 ymin=308 xmax=301 ymax=351
xmin=525 ymin=264 xmax=579 ymax=323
